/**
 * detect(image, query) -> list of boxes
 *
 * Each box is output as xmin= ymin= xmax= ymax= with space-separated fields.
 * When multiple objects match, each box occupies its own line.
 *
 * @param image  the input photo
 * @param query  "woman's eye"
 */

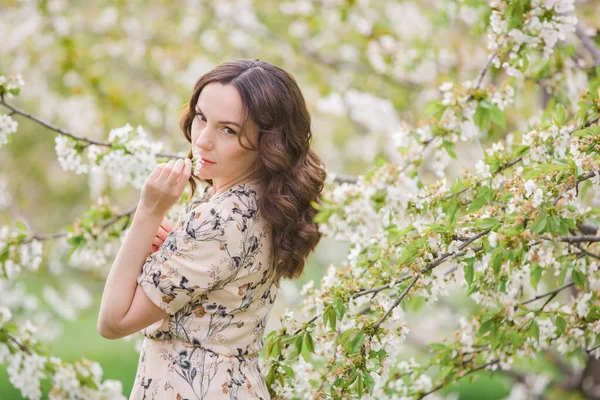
xmin=194 ymin=112 xmax=235 ymax=135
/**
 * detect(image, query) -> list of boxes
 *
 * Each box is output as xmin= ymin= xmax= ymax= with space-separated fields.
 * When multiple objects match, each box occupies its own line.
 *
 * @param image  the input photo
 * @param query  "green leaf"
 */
xmin=314 ymin=209 xmax=333 ymax=224
xmin=363 ymin=371 xmax=375 ymax=394
xmin=465 ymin=263 xmax=474 ymax=287
xmin=407 ymin=295 xmax=425 ymax=313
xmin=547 ymin=216 xmax=560 ymax=233
xmin=509 ymin=330 xmax=523 ymax=347
xmin=519 ymin=55 xmax=529 ymax=73
xmin=507 ymin=2 xmax=523 ymax=30
xmin=468 ymin=194 xmax=488 ymax=213
xmin=530 ymin=215 xmax=547 ymax=233
xmin=332 ymin=297 xmax=345 ymax=320
xmin=478 ymin=318 xmax=494 ymax=335
xmin=580 ymin=180 xmax=592 ymax=198
xmin=329 ymin=308 xmax=337 ymax=332
xmin=491 ymin=247 xmax=504 ymax=277
xmin=514 ymin=145 xmax=530 ymax=157
xmin=572 ymin=129 xmax=591 ymax=138
xmin=356 ymin=372 xmax=364 ymax=396
xmin=558 ymin=218 xmax=573 ymax=236
xmin=490 ymin=104 xmax=506 ymax=130
xmin=303 ymin=332 xmax=315 ymax=354
xmin=265 ymin=365 xmax=277 ymax=386
xmin=345 ymin=332 xmax=365 ymax=355
xmin=556 ymin=315 xmax=566 ymax=334
xmin=447 ymin=202 xmax=459 ymax=225
xmin=427 ymin=342 xmax=446 ymax=351
xmin=323 ymin=307 xmax=333 ymax=331
xmin=294 ymin=334 xmax=303 ymax=355
xmin=490 ymin=323 xmax=502 ymax=349
xmin=474 ymin=105 xmax=490 ymax=131
xmin=530 ymin=320 xmax=540 ymax=342
xmin=281 ymin=365 xmax=295 ymax=380
xmin=267 ymin=337 xmax=281 ymax=358
xmin=425 ymin=101 xmax=443 ymax=117
xmin=558 ymin=266 xmax=568 ymax=286
xmin=15 ymin=221 xmax=28 ymax=233
xmin=473 ymin=218 xmax=500 ymax=229
xmin=572 ymin=269 xmax=586 ymax=290
xmin=442 ymin=140 xmax=457 ymax=159
xmin=530 ymin=265 xmax=543 ymax=290
xmin=398 ymin=244 xmax=420 ymax=264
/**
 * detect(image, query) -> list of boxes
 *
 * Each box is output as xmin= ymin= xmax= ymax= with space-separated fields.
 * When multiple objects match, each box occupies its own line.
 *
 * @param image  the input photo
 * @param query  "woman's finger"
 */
xmin=166 ymin=159 xmax=184 ymax=185
xmin=158 ymin=160 xmax=176 ymax=181
xmin=152 ymin=237 xmax=164 ymax=247
xmin=157 ymin=226 xmax=168 ymax=241
xmin=176 ymin=158 xmax=192 ymax=184
xmin=149 ymin=163 xmax=166 ymax=180
xmin=161 ymin=217 xmax=174 ymax=232
xmin=175 ymin=159 xmax=192 ymax=189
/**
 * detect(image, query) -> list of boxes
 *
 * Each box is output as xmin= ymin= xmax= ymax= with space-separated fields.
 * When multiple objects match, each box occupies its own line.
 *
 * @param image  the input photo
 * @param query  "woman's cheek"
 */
xmin=224 ymin=144 xmax=247 ymax=163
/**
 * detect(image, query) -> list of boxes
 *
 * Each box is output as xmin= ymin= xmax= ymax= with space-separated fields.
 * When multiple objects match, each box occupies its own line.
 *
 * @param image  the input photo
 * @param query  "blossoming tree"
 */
xmin=1 ymin=0 xmax=599 ymax=399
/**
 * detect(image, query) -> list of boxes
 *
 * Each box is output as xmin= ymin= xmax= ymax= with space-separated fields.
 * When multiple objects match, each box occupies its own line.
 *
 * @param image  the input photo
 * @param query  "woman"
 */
xmin=97 ymin=58 xmax=327 ymax=399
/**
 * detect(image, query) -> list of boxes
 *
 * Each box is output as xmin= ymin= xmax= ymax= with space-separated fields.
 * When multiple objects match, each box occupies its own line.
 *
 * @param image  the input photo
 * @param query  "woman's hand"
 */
xmin=139 ymin=158 xmax=191 ymax=217
xmin=148 ymin=217 xmax=174 ymax=256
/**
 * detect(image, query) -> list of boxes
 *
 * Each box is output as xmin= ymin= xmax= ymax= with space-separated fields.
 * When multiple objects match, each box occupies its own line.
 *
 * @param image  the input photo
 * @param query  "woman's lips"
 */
xmin=199 ymin=157 xmax=216 ymax=165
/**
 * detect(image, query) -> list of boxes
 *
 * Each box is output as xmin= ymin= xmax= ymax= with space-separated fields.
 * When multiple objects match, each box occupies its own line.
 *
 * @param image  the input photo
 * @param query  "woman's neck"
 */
xmin=208 ymin=176 xmax=263 ymax=199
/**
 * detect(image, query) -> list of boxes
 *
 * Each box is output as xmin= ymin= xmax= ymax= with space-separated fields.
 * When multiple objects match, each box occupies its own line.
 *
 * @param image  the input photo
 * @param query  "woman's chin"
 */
xmin=196 ymin=170 xmax=219 ymax=181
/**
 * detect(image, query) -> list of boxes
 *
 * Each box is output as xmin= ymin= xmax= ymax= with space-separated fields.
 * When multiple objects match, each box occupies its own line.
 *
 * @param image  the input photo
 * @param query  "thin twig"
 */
xmin=520 ymin=282 xmax=575 ymax=306
xmin=0 ymin=99 xmax=179 ymax=159
xmin=21 ymin=206 xmax=137 ymax=245
xmin=559 ymin=235 xmax=600 ymax=243
xmin=373 ymin=275 xmax=419 ymax=330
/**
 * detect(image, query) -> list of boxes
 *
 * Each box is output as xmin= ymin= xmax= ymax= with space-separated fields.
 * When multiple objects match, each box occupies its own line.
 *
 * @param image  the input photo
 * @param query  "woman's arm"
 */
xmin=96 ymin=205 xmax=167 ymax=338
xmin=97 ymin=158 xmax=191 ymax=339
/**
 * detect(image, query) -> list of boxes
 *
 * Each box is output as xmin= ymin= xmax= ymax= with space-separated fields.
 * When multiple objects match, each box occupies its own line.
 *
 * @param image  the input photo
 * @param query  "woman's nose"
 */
xmin=195 ymin=128 xmax=213 ymax=150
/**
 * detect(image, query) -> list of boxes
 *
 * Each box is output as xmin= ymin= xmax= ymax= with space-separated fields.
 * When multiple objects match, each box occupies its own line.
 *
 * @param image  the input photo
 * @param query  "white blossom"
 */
xmin=0 ymin=114 xmax=18 ymax=147
xmin=55 ymin=136 xmax=89 ymax=174
xmin=532 ymin=188 xmax=544 ymax=207
xmin=476 ymin=160 xmax=492 ymax=179
xmin=576 ymin=292 xmax=593 ymax=318
xmin=524 ymin=179 xmax=537 ymax=198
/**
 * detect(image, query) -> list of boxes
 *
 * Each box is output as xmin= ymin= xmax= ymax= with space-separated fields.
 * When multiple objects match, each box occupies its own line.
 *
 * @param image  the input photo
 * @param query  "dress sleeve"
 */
xmin=137 ymin=195 xmax=255 ymax=315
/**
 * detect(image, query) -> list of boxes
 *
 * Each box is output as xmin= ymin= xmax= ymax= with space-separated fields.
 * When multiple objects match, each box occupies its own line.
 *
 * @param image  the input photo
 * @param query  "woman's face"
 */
xmin=191 ymin=82 xmax=261 ymax=191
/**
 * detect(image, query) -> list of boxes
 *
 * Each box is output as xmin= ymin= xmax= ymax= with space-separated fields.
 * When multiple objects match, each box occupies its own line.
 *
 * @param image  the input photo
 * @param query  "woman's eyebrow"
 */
xmin=195 ymin=106 xmax=241 ymax=127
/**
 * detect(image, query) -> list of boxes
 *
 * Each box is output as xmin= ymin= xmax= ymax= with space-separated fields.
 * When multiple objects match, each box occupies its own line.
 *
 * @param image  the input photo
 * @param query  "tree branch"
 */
xmin=520 ymin=282 xmax=575 ymax=306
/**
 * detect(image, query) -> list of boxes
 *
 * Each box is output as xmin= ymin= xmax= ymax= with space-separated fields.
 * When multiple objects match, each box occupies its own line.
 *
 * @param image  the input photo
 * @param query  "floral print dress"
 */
xmin=130 ymin=181 xmax=278 ymax=400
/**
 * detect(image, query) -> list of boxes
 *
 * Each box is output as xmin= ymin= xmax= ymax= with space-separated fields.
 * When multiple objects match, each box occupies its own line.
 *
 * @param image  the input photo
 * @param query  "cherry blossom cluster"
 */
xmin=90 ymin=124 xmax=165 ymax=189
xmin=487 ymin=0 xmax=577 ymax=77
xmin=52 ymin=123 xmax=164 ymax=189
xmin=264 ymin=91 xmax=600 ymax=396
xmin=0 ymin=113 xmax=18 ymax=147
xmin=0 ymin=225 xmax=43 ymax=280
xmin=0 ymin=74 xmax=24 ymax=147
xmin=0 ymin=73 xmax=24 ymax=99
xmin=0 ymin=305 xmax=126 ymax=400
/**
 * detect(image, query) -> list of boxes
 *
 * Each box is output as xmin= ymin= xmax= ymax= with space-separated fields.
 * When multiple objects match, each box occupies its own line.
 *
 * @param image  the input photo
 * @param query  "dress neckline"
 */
xmin=203 ymin=180 xmax=263 ymax=203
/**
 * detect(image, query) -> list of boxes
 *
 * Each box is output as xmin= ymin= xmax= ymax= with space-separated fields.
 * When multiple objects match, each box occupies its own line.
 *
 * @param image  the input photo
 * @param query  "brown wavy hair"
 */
xmin=179 ymin=59 xmax=327 ymax=288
